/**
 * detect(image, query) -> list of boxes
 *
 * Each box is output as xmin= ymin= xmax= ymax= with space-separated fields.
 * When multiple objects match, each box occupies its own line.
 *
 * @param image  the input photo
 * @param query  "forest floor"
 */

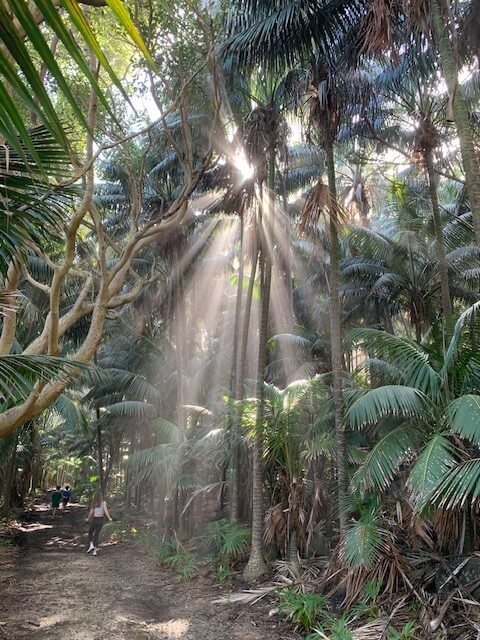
xmin=0 ymin=504 xmax=291 ymax=640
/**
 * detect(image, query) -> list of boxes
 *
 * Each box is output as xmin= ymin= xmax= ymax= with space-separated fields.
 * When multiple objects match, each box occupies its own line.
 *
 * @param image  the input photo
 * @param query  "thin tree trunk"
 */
xmin=243 ymin=133 xmax=276 ymax=581
xmin=424 ymin=148 xmax=453 ymax=317
xmin=231 ymin=241 xmax=259 ymax=522
xmin=431 ymin=0 xmax=480 ymax=243
xmin=243 ymin=248 xmax=270 ymax=581
xmin=173 ymin=247 xmax=186 ymax=534
xmin=229 ymin=216 xmax=245 ymax=522
xmin=325 ymin=138 xmax=348 ymax=542
xmin=96 ymin=420 xmax=105 ymax=496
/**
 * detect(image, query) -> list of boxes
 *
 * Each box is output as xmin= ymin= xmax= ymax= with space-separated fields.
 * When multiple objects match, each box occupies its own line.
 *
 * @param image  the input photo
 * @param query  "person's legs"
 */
xmin=87 ymin=522 xmax=96 ymax=552
xmin=92 ymin=520 xmax=103 ymax=547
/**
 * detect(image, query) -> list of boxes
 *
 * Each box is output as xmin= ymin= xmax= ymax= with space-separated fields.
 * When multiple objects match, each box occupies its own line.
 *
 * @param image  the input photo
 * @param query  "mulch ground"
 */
xmin=0 ymin=504 xmax=294 ymax=640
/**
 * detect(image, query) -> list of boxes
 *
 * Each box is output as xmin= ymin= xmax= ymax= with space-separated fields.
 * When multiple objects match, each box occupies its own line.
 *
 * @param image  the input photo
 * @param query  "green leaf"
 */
xmin=104 ymin=0 xmax=155 ymax=66
xmin=409 ymin=434 xmax=456 ymax=510
xmin=347 ymin=385 xmax=430 ymax=429
xmin=443 ymin=301 xmax=480 ymax=374
xmin=0 ymin=354 xmax=93 ymax=402
xmin=60 ymin=0 xmax=133 ymax=104
xmin=349 ymin=328 xmax=440 ymax=397
xmin=429 ymin=458 xmax=480 ymax=510
xmin=351 ymin=424 xmax=423 ymax=493
xmin=447 ymin=395 xmax=480 ymax=445
xmin=342 ymin=507 xmax=390 ymax=567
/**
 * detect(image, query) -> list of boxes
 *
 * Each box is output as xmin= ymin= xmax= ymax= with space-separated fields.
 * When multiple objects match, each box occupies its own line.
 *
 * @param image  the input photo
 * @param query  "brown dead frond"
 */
xmin=299 ymin=181 xmax=348 ymax=235
xmin=360 ymin=0 xmax=401 ymax=62
xmin=403 ymin=0 xmax=431 ymax=33
xmin=343 ymin=542 xmax=412 ymax=606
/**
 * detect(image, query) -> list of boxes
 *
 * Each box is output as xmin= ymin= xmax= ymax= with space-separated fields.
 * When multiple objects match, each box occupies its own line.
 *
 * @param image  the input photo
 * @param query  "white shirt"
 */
xmin=93 ymin=501 xmax=107 ymax=518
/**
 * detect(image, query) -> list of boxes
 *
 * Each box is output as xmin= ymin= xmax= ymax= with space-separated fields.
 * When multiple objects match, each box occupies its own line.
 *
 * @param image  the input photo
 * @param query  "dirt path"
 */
xmin=0 ymin=505 xmax=287 ymax=640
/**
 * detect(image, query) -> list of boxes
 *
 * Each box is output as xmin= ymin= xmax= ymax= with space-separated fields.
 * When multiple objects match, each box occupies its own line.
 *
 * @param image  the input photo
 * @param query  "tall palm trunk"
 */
xmin=231 ymin=239 xmax=259 ymax=522
xmin=173 ymin=247 xmax=186 ymax=534
xmin=325 ymin=138 xmax=348 ymax=541
xmin=229 ymin=216 xmax=245 ymax=522
xmin=243 ymin=133 xmax=276 ymax=581
xmin=430 ymin=0 xmax=480 ymax=243
xmin=243 ymin=247 xmax=270 ymax=581
xmin=424 ymin=148 xmax=453 ymax=317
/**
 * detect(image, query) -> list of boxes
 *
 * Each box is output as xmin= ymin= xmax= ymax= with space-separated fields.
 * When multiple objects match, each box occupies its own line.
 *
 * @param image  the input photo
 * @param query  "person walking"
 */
xmin=61 ymin=485 xmax=72 ymax=509
xmin=51 ymin=486 xmax=62 ymax=519
xmin=86 ymin=494 xmax=112 ymax=556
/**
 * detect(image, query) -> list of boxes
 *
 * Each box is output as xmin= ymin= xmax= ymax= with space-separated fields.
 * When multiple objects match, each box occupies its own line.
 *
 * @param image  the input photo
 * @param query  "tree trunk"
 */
xmin=424 ymin=148 xmax=453 ymax=317
xmin=430 ymin=0 xmax=480 ymax=243
xmin=243 ymin=132 xmax=276 ymax=581
xmin=325 ymin=138 xmax=348 ymax=542
xmin=243 ymin=247 xmax=270 ymax=581
xmin=229 ymin=216 xmax=245 ymax=522
xmin=231 ymin=229 xmax=259 ymax=522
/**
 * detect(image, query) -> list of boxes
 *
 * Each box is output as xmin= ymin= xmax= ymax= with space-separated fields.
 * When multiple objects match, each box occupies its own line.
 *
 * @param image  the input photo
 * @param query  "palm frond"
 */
xmin=347 ymin=386 xmax=430 ymax=430
xmin=408 ymin=434 xmax=456 ymax=511
xmin=429 ymin=458 xmax=480 ymax=510
xmin=447 ymin=395 xmax=480 ymax=446
xmin=349 ymin=328 xmax=440 ymax=396
xmin=352 ymin=424 xmax=423 ymax=493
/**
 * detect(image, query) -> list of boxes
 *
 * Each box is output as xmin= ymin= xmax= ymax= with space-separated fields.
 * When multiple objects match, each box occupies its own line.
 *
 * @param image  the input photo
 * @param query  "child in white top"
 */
xmin=86 ymin=494 xmax=112 ymax=556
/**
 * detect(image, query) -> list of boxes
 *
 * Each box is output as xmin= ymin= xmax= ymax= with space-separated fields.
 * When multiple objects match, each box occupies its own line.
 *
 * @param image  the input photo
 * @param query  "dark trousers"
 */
xmin=88 ymin=518 xmax=104 ymax=546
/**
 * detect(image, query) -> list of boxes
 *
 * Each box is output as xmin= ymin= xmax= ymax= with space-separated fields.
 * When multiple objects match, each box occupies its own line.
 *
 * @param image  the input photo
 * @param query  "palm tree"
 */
xmin=262 ymin=378 xmax=332 ymax=561
xmin=346 ymin=301 xmax=480 ymax=552
xmin=342 ymin=187 xmax=480 ymax=341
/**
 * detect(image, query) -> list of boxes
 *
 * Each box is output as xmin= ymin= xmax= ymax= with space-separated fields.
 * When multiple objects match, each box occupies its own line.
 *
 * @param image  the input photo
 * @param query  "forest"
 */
xmin=1 ymin=1 xmax=480 ymax=638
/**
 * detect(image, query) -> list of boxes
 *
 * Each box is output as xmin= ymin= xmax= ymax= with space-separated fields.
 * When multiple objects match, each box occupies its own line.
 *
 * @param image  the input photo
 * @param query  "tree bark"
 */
xmin=229 ymin=216 xmax=245 ymax=522
xmin=424 ymin=148 xmax=453 ymax=317
xmin=430 ymin=0 xmax=480 ymax=244
xmin=243 ymin=132 xmax=276 ymax=581
xmin=325 ymin=138 xmax=348 ymax=542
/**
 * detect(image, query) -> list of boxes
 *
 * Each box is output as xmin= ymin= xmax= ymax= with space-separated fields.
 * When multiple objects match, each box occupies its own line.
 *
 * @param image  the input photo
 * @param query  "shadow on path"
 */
xmin=0 ymin=504 xmax=285 ymax=640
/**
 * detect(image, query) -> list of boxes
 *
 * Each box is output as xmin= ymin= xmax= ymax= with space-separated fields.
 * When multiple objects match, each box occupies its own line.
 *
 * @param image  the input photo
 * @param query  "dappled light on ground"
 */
xmin=0 ymin=506 xmax=283 ymax=640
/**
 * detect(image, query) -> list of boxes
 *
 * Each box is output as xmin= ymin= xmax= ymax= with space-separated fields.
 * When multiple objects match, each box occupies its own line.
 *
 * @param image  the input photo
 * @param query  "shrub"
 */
xmin=277 ymin=589 xmax=327 ymax=631
xmin=197 ymin=518 xmax=250 ymax=565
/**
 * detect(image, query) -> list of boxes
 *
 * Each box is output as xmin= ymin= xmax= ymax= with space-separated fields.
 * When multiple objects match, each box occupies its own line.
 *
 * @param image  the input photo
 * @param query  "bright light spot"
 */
xmin=147 ymin=619 xmax=190 ymax=638
xmin=234 ymin=151 xmax=254 ymax=181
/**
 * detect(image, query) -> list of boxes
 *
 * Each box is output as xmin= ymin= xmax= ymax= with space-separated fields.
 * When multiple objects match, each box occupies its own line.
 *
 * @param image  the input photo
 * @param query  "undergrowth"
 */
xmin=133 ymin=518 xmax=251 ymax=583
xmin=278 ymin=579 xmax=417 ymax=639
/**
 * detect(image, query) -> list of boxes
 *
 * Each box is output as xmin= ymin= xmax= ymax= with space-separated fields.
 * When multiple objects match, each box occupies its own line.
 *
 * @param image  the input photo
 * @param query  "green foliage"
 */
xmin=387 ymin=622 xmax=417 ymax=640
xmin=214 ymin=563 xmax=232 ymax=583
xmin=197 ymin=518 xmax=251 ymax=565
xmin=342 ymin=504 xmax=389 ymax=567
xmin=136 ymin=533 xmax=198 ymax=582
xmin=277 ymin=589 xmax=327 ymax=631
xmin=164 ymin=551 xmax=198 ymax=581
xmin=0 ymin=0 xmax=151 ymax=152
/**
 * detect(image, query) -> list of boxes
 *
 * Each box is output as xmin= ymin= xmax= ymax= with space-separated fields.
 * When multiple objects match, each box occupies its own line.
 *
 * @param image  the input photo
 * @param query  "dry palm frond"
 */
xmin=360 ymin=0 xmax=401 ymax=60
xmin=212 ymin=585 xmax=278 ymax=605
xmin=403 ymin=0 xmax=431 ymax=33
xmin=264 ymin=502 xmax=287 ymax=553
xmin=299 ymin=181 xmax=348 ymax=234
xmin=343 ymin=542 xmax=411 ymax=606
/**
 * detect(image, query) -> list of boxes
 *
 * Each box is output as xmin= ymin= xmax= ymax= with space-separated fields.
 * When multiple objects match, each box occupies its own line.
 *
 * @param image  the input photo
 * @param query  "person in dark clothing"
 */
xmin=61 ymin=485 xmax=72 ymax=509
xmin=86 ymin=494 xmax=112 ymax=556
xmin=51 ymin=486 xmax=62 ymax=519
